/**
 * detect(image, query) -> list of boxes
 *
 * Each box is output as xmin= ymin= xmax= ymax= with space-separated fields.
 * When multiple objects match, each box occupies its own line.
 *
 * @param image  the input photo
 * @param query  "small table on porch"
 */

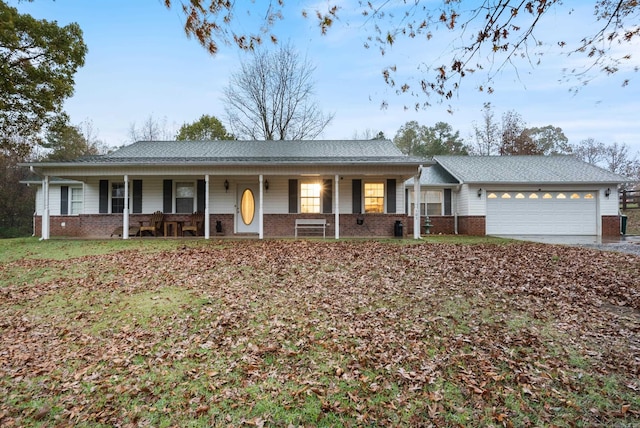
xmin=163 ymin=221 xmax=183 ymax=237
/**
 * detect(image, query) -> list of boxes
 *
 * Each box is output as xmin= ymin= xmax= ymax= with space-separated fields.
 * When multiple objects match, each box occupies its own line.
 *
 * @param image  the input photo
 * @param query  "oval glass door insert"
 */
xmin=240 ymin=188 xmax=255 ymax=225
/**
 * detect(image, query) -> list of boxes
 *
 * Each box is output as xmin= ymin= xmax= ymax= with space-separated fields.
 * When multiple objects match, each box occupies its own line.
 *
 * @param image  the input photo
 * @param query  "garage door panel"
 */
xmin=486 ymin=191 xmax=597 ymax=235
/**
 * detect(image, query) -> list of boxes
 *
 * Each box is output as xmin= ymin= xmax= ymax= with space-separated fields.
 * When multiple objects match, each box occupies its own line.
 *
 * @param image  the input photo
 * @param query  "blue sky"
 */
xmin=14 ymin=0 xmax=640 ymax=155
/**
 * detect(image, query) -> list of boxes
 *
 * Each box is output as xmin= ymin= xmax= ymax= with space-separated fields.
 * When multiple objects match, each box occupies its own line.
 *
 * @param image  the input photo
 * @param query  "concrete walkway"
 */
xmin=495 ymin=234 xmax=640 ymax=256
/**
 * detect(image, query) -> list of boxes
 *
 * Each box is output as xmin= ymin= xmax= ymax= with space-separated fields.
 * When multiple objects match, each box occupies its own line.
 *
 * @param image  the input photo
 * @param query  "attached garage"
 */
xmin=485 ymin=191 xmax=597 ymax=235
xmin=410 ymin=156 xmax=630 ymax=237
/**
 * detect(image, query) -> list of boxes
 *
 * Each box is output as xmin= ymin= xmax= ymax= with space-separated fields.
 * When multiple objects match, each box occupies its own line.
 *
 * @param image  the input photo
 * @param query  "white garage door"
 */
xmin=486 ymin=191 xmax=597 ymax=235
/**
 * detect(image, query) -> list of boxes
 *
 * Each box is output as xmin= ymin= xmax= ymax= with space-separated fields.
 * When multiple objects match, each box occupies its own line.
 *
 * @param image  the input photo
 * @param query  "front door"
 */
xmin=236 ymin=183 xmax=260 ymax=234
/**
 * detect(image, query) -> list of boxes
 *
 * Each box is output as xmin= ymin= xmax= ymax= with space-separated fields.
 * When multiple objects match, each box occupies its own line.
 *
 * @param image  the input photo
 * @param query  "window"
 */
xmin=487 ymin=192 xmax=497 ymax=199
xmin=364 ymin=182 xmax=384 ymax=213
xmin=70 ymin=187 xmax=83 ymax=215
xmin=570 ymin=193 xmax=581 ymax=199
xmin=426 ymin=191 xmax=442 ymax=215
xmin=410 ymin=190 xmax=443 ymax=216
xmin=301 ymin=182 xmax=321 ymax=213
xmin=176 ymin=182 xmax=195 ymax=213
xmin=556 ymin=193 xmax=566 ymax=199
xmin=584 ymin=193 xmax=594 ymax=199
xmin=112 ymin=183 xmax=125 ymax=213
xmin=529 ymin=193 xmax=538 ymax=199
xmin=515 ymin=193 xmax=525 ymax=199
xmin=501 ymin=193 xmax=511 ymax=199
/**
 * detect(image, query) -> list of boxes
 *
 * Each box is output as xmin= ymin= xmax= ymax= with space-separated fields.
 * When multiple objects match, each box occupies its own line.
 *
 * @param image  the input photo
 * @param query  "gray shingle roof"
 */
xmin=434 ymin=155 xmax=630 ymax=184
xmin=406 ymin=164 xmax=460 ymax=186
xmin=60 ymin=140 xmax=429 ymax=166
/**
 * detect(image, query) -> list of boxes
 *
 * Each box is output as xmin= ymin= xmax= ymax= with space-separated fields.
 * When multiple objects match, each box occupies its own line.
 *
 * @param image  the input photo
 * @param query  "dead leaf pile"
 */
xmin=0 ymin=240 xmax=638 ymax=426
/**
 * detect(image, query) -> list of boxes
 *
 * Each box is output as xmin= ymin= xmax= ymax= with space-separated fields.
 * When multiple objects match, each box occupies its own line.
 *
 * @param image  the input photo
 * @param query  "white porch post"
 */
xmin=413 ymin=166 xmax=422 ymax=239
xmin=334 ymin=174 xmax=340 ymax=239
xmin=204 ymin=174 xmax=210 ymax=239
xmin=258 ymin=174 xmax=264 ymax=239
xmin=42 ymin=175 xmax=50 ymax=240
xmin=122 ymin=175 xmax=129 ymax=240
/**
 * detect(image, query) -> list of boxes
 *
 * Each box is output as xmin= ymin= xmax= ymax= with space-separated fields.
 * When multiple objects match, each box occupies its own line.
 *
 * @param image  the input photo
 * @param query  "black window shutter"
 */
xmin=288 ymin=179 xmax=298 ymax=213
xmin=444 ymin=188 xmax=452 ymax=215
xmin=60 ymin=186 xmax=69 ymax=215
xmin=163 ymin=180 xmax=172 ymax=213
xmin=386 ymin=179 xmax=396 ymax=213
xmin=197 ymin=179 xmax=205 ymax=212
xmin=352 ymin=179 xmax=362 ymax=214
xmin=132 ymin=180 xmax=142 ymax=213
xmin=99 ymin=180 xmax=108 ymax=213
xmin=322 ymin=179 xmax=332 ymax=213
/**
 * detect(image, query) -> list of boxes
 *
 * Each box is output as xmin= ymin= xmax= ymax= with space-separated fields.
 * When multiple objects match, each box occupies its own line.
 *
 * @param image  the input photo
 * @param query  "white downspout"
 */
xmin=413 ymin=166 xmax=422 ymax=239
xmin=334 ymin=174 xmax=340 ymax=239
xmin=42 ymin=175 xmax=50 ymax=240
xmin=204 ymin=174 xmax=210 ymax=239
xmin=259 ymin=174 xmax=264 ymax=239
xmin=123 ymin=175 xmax=129 ymax=240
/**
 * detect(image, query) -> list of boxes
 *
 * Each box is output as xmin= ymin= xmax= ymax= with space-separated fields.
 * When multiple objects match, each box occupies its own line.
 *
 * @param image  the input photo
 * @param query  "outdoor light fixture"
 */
xmin=224 ymin=179 xmax=229 ymax=192
xmin=264 ymin=179 xmax=269 ymax=191
xmin=605 ymin=188 xmax=611 ymax=198
xmin=477 ymin=188 xmax=482 ymax=198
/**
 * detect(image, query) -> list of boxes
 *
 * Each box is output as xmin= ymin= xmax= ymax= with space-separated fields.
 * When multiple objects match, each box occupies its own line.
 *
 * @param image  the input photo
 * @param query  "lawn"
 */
xmin=0 ymin=238 xmax=638 ymax=427
xmin=622 ymin=209 xmax=640 ymax=235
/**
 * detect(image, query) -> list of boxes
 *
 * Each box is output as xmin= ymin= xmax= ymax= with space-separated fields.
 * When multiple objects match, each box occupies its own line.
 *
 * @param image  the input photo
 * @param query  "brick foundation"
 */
xmin=601 ymin=215 xmax=621 ymax=237
xmin=407 ymin=216 xmax=456 ymax=235
xmin=35 ymin=213 xmax=410 ymax=238
xmin=44 ymin=213 xmax=625 ymax=238
xmin=457 ymin=216 xmax=486 ymax=236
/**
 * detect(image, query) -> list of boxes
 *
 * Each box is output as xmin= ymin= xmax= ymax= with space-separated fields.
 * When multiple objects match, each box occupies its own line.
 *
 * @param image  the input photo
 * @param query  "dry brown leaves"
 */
xmin=0 ymin=240 xmax=638 ymax=426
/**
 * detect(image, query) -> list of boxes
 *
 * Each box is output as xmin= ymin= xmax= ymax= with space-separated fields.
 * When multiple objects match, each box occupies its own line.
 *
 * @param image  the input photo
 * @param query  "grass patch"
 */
xmin=0 ymin=239 xmax=638 ymax=427
xmin=0 ymin=237 xmax=228 ymax=263
xmin=621 ymin=208 xmax=640 ymax=235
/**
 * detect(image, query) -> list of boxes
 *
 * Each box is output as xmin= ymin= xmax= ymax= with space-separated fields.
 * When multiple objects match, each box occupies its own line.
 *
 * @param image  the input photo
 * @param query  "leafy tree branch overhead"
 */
xmin=164 ymin=1 xmax=639 ymax=107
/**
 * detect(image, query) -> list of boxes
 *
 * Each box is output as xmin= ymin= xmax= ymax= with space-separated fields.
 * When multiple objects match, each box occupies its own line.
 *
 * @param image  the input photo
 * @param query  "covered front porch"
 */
xmin=25 ymin=139 xmax=431 ymax=240
xmin=35 ymin=171 xmax=425 ymax=240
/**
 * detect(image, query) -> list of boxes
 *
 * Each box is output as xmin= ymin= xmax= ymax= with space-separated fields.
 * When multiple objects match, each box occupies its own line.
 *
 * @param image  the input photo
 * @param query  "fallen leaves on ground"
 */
xmin=0 ymin=240 xmax=638 ymax=426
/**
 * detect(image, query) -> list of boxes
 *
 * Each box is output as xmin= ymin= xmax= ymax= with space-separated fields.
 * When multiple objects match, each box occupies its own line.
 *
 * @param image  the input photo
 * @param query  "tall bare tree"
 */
xmin=351 ymin=129 xmax=385 ymax=140
xmin=223 ymin=44 xmax=333 ymax=141
xmin=471 ymin=103 xmax=500 ymax=156
xmin=128 ymin=115 xmax=174 ymax=142
xmin=603 ymin=142 xmax=639 ymax=178
xmin=572 ymin=138 xmax=606 ymax=165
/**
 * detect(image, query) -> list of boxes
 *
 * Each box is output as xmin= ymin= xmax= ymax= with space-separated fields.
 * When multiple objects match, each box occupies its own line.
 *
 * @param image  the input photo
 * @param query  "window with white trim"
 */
xmin=364 ymin=182 xmax=384 ymax=213
xmin=176 ymin=182 xmax=195 ymax=213
xmin=112 ymin=183 xmax=126 ymax=213
xmin=410 ymin=190 xmax=443 ymax=216
xmin=70 ymin=187 xmax=83 ymax=215
xmin=301 ymin=182 xmax=322 ymax=213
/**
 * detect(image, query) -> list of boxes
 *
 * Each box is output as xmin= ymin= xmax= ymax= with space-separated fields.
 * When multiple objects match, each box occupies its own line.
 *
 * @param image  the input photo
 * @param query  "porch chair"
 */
xmin=139 ymin=211 xmax=164 ymax=236
xmin=182 ymin=211 xmax=204 ymax=236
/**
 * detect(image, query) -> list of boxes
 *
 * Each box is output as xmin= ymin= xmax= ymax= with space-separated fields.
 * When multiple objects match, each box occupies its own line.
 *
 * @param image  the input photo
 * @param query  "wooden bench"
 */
xmin=295 ymin=218 xmax=326 ymax=238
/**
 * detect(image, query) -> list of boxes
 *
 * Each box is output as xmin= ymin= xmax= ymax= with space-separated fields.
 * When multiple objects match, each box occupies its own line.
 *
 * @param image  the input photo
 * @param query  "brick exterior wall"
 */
xmin=35 ymin=213 xmax=409 ymax=238
xmin=601 ymin=215 xmax=621 ymax=237
xmin=34 ymin=213 xmax=619 ymax=238
xmin=457 ymin=216 xmax=486 ymax=236
xmin=263 ymin=213 xmax=407 ymax=237
xmin=406 ymin=216 xmax=456 ymax=235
